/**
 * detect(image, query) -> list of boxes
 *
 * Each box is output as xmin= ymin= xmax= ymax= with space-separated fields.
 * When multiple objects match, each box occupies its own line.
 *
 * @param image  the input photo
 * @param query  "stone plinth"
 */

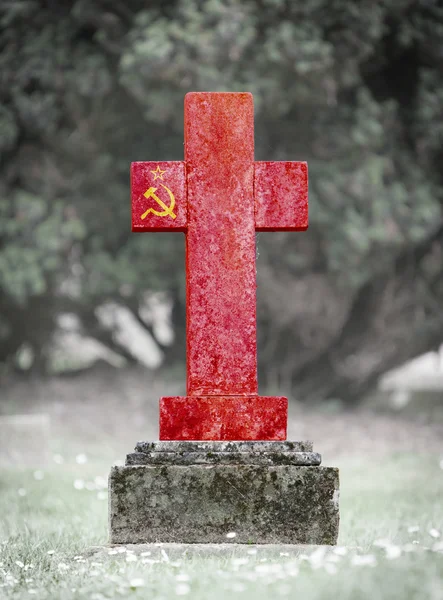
xmin=159 ymin=396 xmax=288 ymax=440
xmin=109 ymin=441 xmax=339 ymax=545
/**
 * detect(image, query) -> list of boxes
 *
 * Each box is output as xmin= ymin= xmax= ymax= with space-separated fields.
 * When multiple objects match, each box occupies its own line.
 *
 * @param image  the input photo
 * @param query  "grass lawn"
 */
xmin=1 ymin=450 xmax=443 ymax=599
xmin=1 ymin=370 xmax=442 ymax=599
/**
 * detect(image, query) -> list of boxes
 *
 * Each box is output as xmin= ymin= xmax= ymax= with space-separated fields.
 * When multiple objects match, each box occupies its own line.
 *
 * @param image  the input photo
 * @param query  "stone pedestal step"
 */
xmin=110 ymin=440 xmax=339 ymax=545
xmin=126 ymin=451 xmax=321 ymax=466
xmin=130 ymin=440 xmax=320 ymax=466
xmin=135 ymin=441 xmax=314 ymax=453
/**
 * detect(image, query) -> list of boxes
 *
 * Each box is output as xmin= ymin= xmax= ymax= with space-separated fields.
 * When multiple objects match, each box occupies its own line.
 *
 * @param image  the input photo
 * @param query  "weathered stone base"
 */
xmin=109 ymin=441 xmax=339 ymax=545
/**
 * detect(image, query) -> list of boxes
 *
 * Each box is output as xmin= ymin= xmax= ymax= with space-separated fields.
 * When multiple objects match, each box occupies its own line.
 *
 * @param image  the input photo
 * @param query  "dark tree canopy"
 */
xmin=1 ymin=0 xmax=443 ymax=401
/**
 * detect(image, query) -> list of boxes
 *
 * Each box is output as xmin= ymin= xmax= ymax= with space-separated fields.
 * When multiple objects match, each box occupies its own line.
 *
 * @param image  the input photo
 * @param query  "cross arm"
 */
xmin=131 ymin=161 xmax=187 ymax=232
xmin=254 ymin=161 xmax=308 ymax=231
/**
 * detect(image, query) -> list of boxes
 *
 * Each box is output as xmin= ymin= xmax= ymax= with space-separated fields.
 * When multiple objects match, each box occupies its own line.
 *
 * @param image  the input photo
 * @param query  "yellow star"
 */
xmin=151 ymin=165 xmax=166 ymax=180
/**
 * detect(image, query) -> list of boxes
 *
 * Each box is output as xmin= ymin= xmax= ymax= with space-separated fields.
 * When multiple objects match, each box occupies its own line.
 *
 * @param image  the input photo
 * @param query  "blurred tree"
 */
xmin=0 ymin=0 xmax=442 ymax=401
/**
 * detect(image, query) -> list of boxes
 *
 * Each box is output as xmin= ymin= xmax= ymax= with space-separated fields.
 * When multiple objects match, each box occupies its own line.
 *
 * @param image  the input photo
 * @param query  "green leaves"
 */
xmin=1 ymin=0 xmax=443 ymax=375
xmin=0 ymin=191 xmax=86 ymax=303
xmin=0 ymin=105 xmax=19 ymax=156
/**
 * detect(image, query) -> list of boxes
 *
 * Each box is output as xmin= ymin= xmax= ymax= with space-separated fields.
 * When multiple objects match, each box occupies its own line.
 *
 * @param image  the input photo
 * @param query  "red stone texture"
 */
xmin=131 ymin=161 xmax=187 ymax=232
xmin=159 ymin=396 xmax=287 ymax=441
xmin=255 ymin=161 xmax=308 ymax=231
xmin=130 ymin=92 xmax=309 ymax=441
xmin=184 ymin=92 xmax=257 ymax=396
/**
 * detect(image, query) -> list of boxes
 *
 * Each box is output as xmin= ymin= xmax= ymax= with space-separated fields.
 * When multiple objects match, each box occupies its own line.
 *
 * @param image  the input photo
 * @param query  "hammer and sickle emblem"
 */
xmin=141 ymin=184 xmax=177 ymax=220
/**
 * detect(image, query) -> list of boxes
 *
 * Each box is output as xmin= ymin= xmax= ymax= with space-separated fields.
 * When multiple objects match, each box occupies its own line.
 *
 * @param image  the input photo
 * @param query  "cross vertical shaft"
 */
xmin=185 ymin=93 xmax=257 ymax=396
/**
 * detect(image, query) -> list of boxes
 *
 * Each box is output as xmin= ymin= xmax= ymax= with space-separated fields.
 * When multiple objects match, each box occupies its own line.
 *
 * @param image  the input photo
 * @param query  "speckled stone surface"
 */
xmin=255 ymin=161 xmax=308 ymax=231
xmin=135 ymin=441 xmax=314 ymax=453
xmin=185 ymin=92 xmax=257 ymax=397
xmin=129 ymin=440 xmax=320 ymax=466
xmin=126 ymin=451 xmax=321 ymax=466
xmin=130 ymin=92 xmax=309 ymax=441
xmin=109 ymin=464 xmax=339 ymax=545
xmin=160 ymin=395 xmax=287 ymax=440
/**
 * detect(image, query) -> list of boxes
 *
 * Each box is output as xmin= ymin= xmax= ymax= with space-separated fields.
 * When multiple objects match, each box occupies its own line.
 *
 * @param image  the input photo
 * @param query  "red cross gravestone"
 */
xmin=109 ymin=92 xmax=339 ymax=546
xmin=131 ymin=92 xmax=308 ymax=441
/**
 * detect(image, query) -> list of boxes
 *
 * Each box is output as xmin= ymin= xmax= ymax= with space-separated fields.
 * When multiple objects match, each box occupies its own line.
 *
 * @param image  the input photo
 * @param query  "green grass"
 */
xmin=1 ymin=453 xmax=443 ymax=599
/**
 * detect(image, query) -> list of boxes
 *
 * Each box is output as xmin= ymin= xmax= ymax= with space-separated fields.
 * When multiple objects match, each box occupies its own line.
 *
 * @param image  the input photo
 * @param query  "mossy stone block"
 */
xmin=109 ymin=463 xmax=339 ymax=544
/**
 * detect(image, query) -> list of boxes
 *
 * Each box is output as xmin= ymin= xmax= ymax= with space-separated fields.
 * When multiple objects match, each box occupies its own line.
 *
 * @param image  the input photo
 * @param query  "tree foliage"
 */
xmin=1 ymin=0 xmax=443 ymax=400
